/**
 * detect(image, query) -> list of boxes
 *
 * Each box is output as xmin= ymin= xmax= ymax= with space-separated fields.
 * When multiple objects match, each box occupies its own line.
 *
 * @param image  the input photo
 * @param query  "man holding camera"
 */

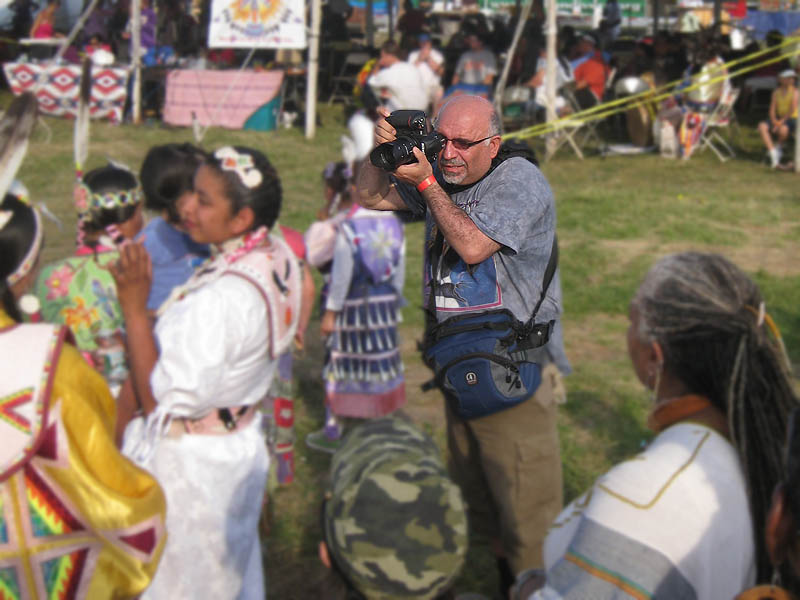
xmin=357 ymin=94 xmax=568 ymax=595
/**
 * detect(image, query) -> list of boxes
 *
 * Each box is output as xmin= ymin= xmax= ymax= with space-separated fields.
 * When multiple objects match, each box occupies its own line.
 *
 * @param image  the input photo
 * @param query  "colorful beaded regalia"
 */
xmin=0 ymin=90 xmax=167 ymax=600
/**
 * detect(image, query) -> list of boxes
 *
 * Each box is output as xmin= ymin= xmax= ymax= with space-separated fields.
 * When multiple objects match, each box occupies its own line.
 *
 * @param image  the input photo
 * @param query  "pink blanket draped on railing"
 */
xmin=162 ymin=69 xmax=284 ymax=129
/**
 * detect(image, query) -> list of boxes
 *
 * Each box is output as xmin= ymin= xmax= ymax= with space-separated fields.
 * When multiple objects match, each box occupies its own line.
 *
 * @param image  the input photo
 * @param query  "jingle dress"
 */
xmin=0 ymin=309 xmax=167 ymax=599
xmin=122 ymin=228 xmax=301 ymax=599
xmin=323 ymin=206 xmax=406 ymax=418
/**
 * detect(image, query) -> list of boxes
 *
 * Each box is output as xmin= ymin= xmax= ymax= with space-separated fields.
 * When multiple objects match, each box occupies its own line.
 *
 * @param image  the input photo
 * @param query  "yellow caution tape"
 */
xmin=503 ymin=37 xmax=800 ymax=140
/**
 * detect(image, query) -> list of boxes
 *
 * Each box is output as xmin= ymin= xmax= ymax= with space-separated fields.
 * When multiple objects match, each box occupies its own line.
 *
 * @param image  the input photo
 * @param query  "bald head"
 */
xmin=435 ymin=95 xmax=500 ymax=136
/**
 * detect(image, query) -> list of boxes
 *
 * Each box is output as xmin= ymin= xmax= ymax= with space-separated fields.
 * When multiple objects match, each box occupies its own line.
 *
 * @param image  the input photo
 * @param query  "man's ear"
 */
xmin=231 ymin=205 xmax=256 ymax=236
xmin=766 ymin=483 xmax=793 ymax=567
xmin=489 ymin=135 xmax=501 ymax=158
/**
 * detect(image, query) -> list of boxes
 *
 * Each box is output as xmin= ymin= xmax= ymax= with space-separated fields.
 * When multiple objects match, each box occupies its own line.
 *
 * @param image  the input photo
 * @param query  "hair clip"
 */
xmin=744 ymin=302 xmax=766 ymax=328
xmin=214 ymin=147 xmax=263 ymax=189
xmin=756 ymin=301 xmax=766 ymax=327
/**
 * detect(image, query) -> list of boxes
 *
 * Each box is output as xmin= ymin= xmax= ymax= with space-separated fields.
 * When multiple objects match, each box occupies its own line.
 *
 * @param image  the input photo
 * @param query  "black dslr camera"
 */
xmin=370 ymin=110 xmax=445 ymax=172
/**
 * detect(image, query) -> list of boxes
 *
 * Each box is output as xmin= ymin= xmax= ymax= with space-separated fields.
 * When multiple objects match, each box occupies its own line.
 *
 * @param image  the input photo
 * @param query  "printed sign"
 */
xmin=208 ymin=0 xmax=307 ymax=49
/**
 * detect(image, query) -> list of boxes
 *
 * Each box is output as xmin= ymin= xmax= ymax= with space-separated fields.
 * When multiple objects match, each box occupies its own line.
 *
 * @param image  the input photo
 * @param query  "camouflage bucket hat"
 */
xmin=323 ymin=416 xmax=468 ymax=599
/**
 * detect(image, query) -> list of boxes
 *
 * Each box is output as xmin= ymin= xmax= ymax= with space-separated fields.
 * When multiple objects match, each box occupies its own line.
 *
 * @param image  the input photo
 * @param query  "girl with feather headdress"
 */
xmin=0 ymin=92 xmax=167 ymax=600
xmin=33 ymin=163 xmax=144 ymax=387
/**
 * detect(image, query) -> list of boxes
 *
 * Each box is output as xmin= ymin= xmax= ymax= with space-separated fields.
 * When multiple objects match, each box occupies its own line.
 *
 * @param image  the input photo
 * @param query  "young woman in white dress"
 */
xmin=111 ymin=146 xmax=301 ymax=599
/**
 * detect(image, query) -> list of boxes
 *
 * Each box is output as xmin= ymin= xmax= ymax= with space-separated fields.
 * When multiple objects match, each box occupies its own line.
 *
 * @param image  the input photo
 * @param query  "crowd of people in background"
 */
xmin=358 ymin=5 xmax=798 ymax=166
xmin=3 ymin=0 xmax=799 ymax=164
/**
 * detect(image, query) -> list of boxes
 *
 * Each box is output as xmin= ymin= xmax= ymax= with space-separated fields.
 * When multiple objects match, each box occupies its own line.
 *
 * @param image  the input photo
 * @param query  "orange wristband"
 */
xmin=416 ymin=175 xmax=436 ymax=192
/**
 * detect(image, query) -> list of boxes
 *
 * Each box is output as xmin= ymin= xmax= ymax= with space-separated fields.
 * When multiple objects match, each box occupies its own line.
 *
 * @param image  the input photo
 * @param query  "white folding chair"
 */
xmin=545 ymin=84 xmax=604 ymax=161
xmin=700 ymin=86 xmax=740 ymax=162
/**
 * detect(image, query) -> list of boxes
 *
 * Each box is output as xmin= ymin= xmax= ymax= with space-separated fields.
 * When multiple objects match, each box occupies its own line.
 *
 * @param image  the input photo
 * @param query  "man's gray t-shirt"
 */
xmin=396 ymin=156 xmax=570 ymax=371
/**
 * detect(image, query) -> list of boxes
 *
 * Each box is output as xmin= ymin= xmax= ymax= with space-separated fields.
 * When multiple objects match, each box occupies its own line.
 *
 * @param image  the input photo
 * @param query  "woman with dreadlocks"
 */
xmin=514 ymin=252 xmax=799 ymax=600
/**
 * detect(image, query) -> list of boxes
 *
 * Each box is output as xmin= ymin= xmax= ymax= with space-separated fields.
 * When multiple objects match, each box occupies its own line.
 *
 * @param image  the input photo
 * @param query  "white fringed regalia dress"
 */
xmin=123 ymin=229 xmax=301 ymax=600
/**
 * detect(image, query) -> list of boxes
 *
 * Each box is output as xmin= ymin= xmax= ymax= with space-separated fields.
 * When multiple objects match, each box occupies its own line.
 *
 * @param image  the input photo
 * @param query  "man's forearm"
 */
xmin=356 ymin=160 xmax=407 ymax=211
xmin=357 ymin=160 xmax=390 ymax=207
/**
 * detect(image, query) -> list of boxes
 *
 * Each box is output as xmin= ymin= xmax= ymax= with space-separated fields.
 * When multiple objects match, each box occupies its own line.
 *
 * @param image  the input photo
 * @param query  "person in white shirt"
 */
xmin=524 ymin=45 xmax=574 ymax=117
xmin=408 ymin=33 xmax=445 ymax=109
xmin=368 ymin=40 xmax=428 ymax=111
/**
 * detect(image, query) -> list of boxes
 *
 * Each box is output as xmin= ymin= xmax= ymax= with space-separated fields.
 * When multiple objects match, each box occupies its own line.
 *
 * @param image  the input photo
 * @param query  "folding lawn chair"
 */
xmin=699 ymin=86 xmax=740 ymax=162
xmin=328 ymin=51 xmax=371 ymax=105
xmin=545 ymin=83 xmax=605 ymax=160
xmin=545 ymin=115 xmax=587 ymax=160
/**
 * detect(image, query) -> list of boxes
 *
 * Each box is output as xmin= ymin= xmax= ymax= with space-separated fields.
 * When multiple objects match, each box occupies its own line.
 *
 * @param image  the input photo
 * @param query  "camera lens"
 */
xmin=370 ymin=142 xmax=398 ymax=171
xmin=369 ymin=137 xmax=418 ymax=172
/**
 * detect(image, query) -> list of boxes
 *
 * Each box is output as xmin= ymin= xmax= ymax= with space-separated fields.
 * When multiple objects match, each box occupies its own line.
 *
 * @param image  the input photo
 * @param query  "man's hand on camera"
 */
xmin=394 ymin=147 xmax=433 ymax=188
xmin=374 ymin=107 xmax=397 ymax=147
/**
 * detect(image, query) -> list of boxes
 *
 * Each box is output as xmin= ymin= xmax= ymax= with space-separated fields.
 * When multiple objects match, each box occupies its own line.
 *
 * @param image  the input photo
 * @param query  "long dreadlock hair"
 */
xmin=631 ymin=252 xmax=800 ymax=585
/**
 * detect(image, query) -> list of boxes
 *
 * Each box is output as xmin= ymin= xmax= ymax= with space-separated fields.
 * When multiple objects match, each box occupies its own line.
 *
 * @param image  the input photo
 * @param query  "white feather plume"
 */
xmin=0 ymin=93 xmax=38 ymax=203
xmin=74 ymin=59 xmax=91 ymax=175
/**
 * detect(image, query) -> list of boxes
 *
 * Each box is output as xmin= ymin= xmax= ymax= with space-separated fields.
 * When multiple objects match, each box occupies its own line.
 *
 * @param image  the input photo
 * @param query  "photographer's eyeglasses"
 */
xmin=437 ymin=134 xmax=495 ymax=151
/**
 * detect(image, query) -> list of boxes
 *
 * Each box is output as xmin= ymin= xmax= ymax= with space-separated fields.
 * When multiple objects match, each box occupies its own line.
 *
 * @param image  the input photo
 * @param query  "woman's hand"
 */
xmin=109 ymin=243 xmax=152 ymax=316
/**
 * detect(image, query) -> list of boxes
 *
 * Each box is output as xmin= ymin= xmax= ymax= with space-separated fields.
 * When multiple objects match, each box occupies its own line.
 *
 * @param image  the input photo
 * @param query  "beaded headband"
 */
xmin=214 ymin=147 xmax=263 ymax=189
xmin=73 ymin=180 xmax=143 ymax=220
xmin=2 ymin=181 xmax=43 ymax=286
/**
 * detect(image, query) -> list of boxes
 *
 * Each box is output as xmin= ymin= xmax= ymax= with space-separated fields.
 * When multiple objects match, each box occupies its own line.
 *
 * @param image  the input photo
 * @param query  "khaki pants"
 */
xmin=444 ymin=367 xmax=563 ymax=576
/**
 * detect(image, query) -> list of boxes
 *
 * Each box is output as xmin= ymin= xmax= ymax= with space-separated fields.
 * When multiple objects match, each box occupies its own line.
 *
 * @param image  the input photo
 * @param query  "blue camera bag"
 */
xmin=422 ymin=310 xmax=552 ymax=419
xmin=422 ymin=237 xmax=558 ymax=420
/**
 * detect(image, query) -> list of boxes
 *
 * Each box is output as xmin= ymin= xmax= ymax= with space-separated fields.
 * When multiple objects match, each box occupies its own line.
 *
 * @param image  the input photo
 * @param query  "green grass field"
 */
xmin=13 ymin=94 xmax=800 ymax=598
